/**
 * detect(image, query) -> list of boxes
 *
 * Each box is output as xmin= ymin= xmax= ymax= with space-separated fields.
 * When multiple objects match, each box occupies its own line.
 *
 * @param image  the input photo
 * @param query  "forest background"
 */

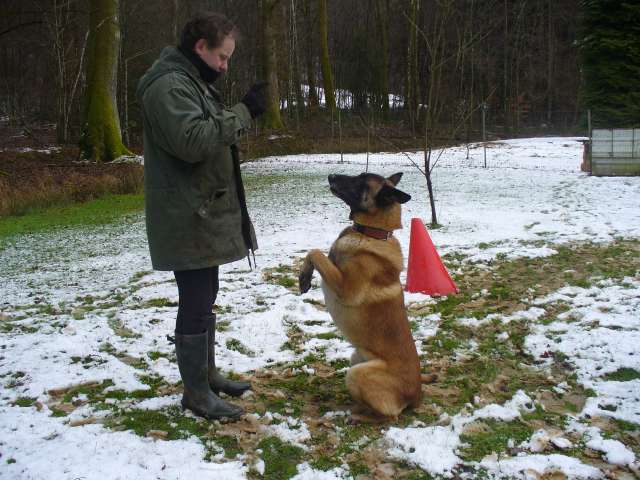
xmin=1 ymin=0 xmax=639 ymax=216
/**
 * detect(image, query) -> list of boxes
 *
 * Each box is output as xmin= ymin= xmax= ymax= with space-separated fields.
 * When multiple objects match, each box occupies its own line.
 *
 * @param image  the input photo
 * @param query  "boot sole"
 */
xmin=181 ymin=402 xmax=243 ymax=420
xmin=210 ymin=385 xmax=251 ymax=397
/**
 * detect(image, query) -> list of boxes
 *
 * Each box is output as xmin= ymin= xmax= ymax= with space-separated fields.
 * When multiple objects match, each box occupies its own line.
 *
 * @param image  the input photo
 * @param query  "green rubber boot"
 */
xmin=207 ymin=314 xmax=251 ymax=397
xmin=175 ymin=331 xmax=243 ymax=420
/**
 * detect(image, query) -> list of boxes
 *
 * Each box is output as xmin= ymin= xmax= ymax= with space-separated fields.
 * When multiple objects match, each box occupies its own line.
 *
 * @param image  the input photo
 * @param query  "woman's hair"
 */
xmin=180 ymin=12 xmax=239 ymax=51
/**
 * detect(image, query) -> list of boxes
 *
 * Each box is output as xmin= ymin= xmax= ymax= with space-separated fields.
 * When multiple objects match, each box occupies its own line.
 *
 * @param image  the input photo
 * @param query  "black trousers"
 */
xmin=173 ymin=266 xmax=219 ymax=334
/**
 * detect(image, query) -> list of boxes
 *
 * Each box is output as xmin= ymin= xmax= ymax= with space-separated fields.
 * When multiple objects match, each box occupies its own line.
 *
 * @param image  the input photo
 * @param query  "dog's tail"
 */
xmin=421 ymin=373 xmax=438 ymax=383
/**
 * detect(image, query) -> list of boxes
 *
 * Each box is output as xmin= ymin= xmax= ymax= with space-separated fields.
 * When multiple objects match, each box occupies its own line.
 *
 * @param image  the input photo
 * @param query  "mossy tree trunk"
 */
xmin=318 ymin=0 xmax=335 ymax=114
xmin=80 ymin=0 xmax=131 ymax=162
xmin=259 ymin=0 xmax=284 ymax=129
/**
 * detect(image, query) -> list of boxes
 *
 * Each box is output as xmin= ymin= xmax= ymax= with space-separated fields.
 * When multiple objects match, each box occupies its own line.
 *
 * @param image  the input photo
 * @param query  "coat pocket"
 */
xmin=196 ymin=188 xmax=230 ymax=218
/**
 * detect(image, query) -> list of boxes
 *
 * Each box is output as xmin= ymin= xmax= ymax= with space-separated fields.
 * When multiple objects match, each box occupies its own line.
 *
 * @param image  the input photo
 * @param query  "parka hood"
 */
xmin=136 ymin=46 xmax=202 ymax=101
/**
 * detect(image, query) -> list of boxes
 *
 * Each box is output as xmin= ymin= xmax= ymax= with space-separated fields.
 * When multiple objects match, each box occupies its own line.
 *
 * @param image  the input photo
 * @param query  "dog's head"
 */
xmin=328 ymin=172 xmax=411 ymax=214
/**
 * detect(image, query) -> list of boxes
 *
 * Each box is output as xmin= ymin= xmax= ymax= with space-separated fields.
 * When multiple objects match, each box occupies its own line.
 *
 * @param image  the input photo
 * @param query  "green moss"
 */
xmin=107 ymin=317 xmax=141 ymax=339
xmin=602 ymin=368 xmax=640 ymax=382
xmin=225 ymin=338 xmax=255 ymax=357
xmin=112 ymin=406 xmax=209 ymax=441
xmin=215 ymin=435 xmax=242 ymax=459
xmin=50 ymin=407 xmax=69 ymax=417
xmin=314 ymin=331 xmax=341 ymax=340
xmin=142 ymin=298 xmax=178 ymax=309
xmin=13 ymin=397 xmax=37 ymax=407
xmin=459 ymin=419 xmax=533 ymax=461
xmin=277 ymin=276 xmax=296 ymax=288
xmin=347 ymin=461 xmax=370 ymax=477
xmin=257 ymin=436 xmax=305 ymax=480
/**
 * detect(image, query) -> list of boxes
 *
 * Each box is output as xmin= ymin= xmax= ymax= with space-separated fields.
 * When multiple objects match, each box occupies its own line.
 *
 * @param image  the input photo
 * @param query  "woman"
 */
xmin=136 ymin=11 xmax=267 ymax=420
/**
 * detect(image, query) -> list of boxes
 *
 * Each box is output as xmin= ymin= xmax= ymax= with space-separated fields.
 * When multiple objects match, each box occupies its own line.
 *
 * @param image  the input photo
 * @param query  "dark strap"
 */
xmin=231 ymin=144 xmax=257 ymax=267
xmin=352 ymin=223 xmax=393 ymax=240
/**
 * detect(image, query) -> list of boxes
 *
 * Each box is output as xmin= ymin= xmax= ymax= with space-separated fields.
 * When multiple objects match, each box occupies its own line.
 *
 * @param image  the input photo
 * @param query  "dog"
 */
xmin=299 ymin=172 xmax=425 ymax=421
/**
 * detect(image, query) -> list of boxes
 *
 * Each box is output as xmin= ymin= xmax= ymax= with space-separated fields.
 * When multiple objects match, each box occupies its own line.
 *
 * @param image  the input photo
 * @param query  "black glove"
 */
xmin=241 ymin=82 xmax=269 ymax=119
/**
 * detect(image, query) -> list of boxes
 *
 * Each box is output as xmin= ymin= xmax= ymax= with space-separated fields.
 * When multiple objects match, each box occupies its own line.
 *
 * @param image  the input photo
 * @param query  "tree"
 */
xmin=405 ymin=0 xmax=420 ymax=135
xmin=80 ymin=0 xmax=131 ymax=161
xmin=258 ymin=0 xmax=284 ymax=129
xmin=578 ymin=0 xmax=640 ymax=127
xmin=318 ymin=0 xmax=335 ymax=114
xmin=303 ymin=0 xmax=319 ymax=109
xmin=373 ymin=0 xmax=389 ymax=119
xmin=43 ymin=0 xmax=88 ymax=143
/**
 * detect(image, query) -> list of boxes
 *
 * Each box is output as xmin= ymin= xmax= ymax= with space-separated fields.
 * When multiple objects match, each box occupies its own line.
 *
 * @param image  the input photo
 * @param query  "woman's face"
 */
xmin=195 ymin=35 xmax=235 ymax=73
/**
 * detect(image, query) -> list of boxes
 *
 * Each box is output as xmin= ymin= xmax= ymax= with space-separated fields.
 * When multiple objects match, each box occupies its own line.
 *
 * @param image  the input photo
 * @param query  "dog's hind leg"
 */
xmin=346 ymin=360 xmax=404 ymax=419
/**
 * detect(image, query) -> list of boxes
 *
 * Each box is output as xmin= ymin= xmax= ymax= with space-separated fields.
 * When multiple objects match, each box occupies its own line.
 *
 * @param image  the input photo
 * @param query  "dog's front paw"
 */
xmin=298 ymin=269 xmax=313 ymax=294
xmin=299 ymin=256 xmax=315 ymax=294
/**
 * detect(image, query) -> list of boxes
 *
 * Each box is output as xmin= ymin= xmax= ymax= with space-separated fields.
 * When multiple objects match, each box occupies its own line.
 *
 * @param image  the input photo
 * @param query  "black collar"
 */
xmin=178 ymin=45 xmax=220 ymax=84
xmin=352 ymin=223 xmax=393 ymax=240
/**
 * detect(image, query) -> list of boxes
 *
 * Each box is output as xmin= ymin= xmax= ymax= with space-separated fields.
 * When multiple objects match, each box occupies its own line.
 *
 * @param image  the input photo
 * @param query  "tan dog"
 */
xmin=299 ymin=172 xmax=423 ymax=421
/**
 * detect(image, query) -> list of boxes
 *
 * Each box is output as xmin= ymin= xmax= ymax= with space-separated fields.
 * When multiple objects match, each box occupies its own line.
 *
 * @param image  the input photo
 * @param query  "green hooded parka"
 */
xmin=136 ymin=47 xmax=257 ymax=271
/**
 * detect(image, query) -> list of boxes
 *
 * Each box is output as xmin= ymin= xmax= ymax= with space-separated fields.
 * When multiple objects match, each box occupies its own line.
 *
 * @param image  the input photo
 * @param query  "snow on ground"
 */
xmin=527 ymin=278 xmax=640 ymax=425
xmin=1 ymin=137 xmax=639 ymax=478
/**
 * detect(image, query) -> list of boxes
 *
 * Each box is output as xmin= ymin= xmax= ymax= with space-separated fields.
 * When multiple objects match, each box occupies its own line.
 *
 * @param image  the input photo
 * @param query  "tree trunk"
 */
xmin=288 ymin=0 xmax=304 ymax=125
xmin=80 ymin=0 xmax=130 ymax=162
xmin=425 ymin=121 xmax=438 ymax=227
xmin=405 ymin=0 xmax=419 ymax=134
xmin=318 ymin=0 xmax=335 ymax=114
xmin=303 ymin=0 xmax=319 ymax=109
xmin=259 ymin=0 xmax=284 ymax=129
xmin=374 ymin=0 xmax=389 ymax=119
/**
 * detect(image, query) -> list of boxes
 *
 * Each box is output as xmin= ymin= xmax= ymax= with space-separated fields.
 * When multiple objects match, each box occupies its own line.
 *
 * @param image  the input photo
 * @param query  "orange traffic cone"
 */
xmin=405 ymin=218 xmax=458 ymax=296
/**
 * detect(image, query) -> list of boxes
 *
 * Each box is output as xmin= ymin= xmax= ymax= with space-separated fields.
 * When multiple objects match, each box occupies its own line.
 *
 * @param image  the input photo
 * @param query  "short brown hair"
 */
xmin=180 ymin=12 xmax=238 ymax=51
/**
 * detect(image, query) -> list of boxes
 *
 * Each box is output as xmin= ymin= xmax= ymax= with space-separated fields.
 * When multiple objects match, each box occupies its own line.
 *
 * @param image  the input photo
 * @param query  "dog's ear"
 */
xmin=378 ymin=185 xmax=412 ymax=205
xmin=387 ymin=172 xmax=403 ymax=186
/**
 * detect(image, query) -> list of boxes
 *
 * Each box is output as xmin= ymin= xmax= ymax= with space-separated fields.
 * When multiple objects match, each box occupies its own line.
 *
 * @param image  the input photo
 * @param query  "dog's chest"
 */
xmin=321 ymin=280 xmax=340 ymax=316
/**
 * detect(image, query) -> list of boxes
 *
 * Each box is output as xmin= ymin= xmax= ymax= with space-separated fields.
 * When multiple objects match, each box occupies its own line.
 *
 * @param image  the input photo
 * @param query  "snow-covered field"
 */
xmin=1 ymin=138 xmax=639 ymax=479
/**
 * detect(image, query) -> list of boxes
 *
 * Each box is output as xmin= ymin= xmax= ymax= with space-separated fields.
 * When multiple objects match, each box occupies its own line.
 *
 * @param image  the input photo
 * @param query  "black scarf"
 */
xmin=178 ymin=45 xmax=220 ymax=84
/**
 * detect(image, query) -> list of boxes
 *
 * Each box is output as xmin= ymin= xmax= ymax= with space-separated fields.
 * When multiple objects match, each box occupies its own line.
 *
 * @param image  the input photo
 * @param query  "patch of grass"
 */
xmin=347 ymin=461 xmax=370 ymax=477
xmin=147 ymin=351 xmax=171 ymax=361
xmin=70 ymin=355 xmax=108 ymax=369
xmin=225 ymin=338 xmax=255 ymax=357
xmin=0 ymin=321 xmax=39 ymax=334
xmin=258 ymin=436 xmax=305 ymax=480
xmin=49 ymin=407 xmax=69 ymax=417
xmin=614 ymin=418 xmax=639 ymax=432
xmin=129 ymin=271 xmax=152 ymax=283
xmin=141 ymin=298 xmax=178 ymax=309
xmin=401 ymin=470 xmax=436 ymax=480
xmin=215 ymin=435 xmax=243 ymax=459
xmin=314 ymin=331 xmax=341 ymax=340
xmin=0 ymin=193 xmax=143 ymax=240
xmin=262 ymin=262 xmax=302 ymax=292
xmin=57 ymin=379 xmax=116 ymax=404
xmin=13 ymin=397 xmax=37 ymax=407
xmin=107 ymin=317 xmax=141 ymax=338
xmin=309 ymin=455 xmax=338 ymax=471
xmin=602 ymin=368 xmax=640 ymax=382
xmin=459 ymin=419 xmax=533 ymax=461
xmin=112 ymin=405 xmax=209 ymax=441
xmin=277 ymin=276 xmax=296 ymax=288
xmin=280 ymin=320 xmax=306 ymax=354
